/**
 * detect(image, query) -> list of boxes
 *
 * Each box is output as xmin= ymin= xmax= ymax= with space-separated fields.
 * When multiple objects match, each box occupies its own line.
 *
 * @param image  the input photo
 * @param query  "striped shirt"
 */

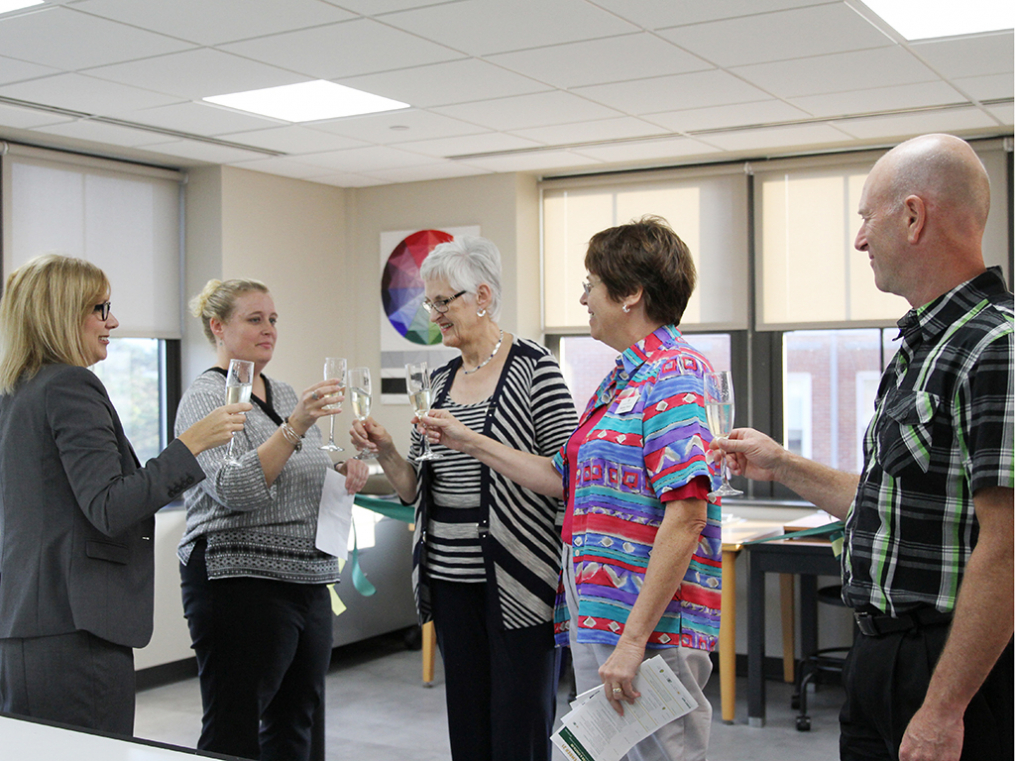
xmin=410 ymin=337 xmax=577 ymax=630
xmin=551 ymin=325 xmax=723 ymax=651
xmin=426 ymin=398 xmax=490 ymax=582
xmin=176 ymin=370 xmax=340 ymax=584
xmin=843 ymin=267 xmax=1014 ymax=615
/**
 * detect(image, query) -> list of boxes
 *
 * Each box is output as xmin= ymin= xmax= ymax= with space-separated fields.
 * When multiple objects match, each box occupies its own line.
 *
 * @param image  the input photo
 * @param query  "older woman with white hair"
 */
xmin=352 ymin=236 xmax=577 ymax=761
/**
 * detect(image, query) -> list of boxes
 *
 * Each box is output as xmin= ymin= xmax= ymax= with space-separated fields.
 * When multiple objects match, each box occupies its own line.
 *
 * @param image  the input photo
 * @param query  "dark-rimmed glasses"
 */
xmin=94 ymin=301 xmax=111 ymax=321
xmin=422 ymin=290 xmax=466 ymax=315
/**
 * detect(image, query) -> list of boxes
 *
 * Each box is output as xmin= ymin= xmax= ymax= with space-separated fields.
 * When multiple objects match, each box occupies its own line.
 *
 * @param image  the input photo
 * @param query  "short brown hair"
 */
xmin=0 ymin=254 xmax=110 ymax=393
xmin=585 ymin=216 xmax=696 ymax=325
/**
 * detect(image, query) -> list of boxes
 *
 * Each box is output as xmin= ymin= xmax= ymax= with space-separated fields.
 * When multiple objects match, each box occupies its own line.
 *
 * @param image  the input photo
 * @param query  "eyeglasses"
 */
xmin=422 ymin=290 xmax=467 ymax=315
xmin=582 ymin=279 xmax=600 ymax=297
xmin=94 ymin=301 xmax=111 ymax=321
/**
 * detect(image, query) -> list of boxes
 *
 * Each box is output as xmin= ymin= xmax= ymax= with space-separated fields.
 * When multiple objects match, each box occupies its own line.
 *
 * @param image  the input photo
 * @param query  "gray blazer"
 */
xmin=0 ymin=363 xmax=205 ymax=648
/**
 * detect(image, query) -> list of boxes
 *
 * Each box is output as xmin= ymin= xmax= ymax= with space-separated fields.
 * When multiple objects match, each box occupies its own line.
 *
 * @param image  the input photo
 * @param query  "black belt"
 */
xmin=854 ymin=607 xmax=953 ymax=637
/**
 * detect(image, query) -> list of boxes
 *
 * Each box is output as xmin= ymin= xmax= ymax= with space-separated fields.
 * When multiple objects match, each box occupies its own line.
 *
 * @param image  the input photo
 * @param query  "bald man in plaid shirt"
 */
xmin=713 ymin=134 xmax=1012 ymax=761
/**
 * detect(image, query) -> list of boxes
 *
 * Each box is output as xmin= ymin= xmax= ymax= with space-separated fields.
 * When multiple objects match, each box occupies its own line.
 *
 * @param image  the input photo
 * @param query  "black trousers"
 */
xmin=0 ymin=630 xmax=135 ymax=736
xmin=180 ymin=542 xmax=333 ymax=761
xmin=840 ymin=621 xmax=1013 ymax=760
xmin=429 ymin=577 xmax=557 ymax=761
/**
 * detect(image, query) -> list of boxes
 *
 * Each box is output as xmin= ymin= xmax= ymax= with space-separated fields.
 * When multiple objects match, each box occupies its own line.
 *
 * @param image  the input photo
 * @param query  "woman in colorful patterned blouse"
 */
xmin=425 ymin=216 xmax=722 ymax=761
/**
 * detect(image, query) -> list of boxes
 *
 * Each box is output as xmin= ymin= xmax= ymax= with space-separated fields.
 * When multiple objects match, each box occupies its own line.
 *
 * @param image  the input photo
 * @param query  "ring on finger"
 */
xmin=312 ymin=391 xmax=319 ymax=401
xmin=612 ymin=686 xmax=623 ymax=695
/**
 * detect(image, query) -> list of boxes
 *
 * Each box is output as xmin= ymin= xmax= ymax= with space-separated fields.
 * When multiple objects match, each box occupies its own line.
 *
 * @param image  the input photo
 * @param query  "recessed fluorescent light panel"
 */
xmin=0 ymin=0 xmax=45 ymax=14
xmin=204 ymin=80 xmax=410 ymax=122
xmin=864 ymin=0 xmax=1013 ymax=40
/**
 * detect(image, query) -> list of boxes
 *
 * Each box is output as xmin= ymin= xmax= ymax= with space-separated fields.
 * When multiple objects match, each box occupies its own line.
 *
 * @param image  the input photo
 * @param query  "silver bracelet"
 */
xmin=280 ymin=420 xmax=304 ymax=451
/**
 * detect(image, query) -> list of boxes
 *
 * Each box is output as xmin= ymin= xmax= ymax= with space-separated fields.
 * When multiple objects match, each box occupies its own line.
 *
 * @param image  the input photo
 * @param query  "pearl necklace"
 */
xmin=463 ymin=330 xmax=504 ymax=375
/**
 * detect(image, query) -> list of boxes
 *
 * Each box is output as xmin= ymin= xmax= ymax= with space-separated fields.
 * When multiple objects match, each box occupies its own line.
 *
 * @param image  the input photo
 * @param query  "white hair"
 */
xmin=419 ymin=235 xmax=503 ymax=319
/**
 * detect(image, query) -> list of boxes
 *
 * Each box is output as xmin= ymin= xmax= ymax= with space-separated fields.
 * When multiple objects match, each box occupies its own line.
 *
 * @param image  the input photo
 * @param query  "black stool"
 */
xmin=792 ymin=585 xmax=854 ymax=731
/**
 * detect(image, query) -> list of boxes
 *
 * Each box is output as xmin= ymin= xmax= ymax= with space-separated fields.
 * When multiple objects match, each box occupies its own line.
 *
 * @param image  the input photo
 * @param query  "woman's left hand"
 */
xmin=289 ymin=380 xmax=345 ymax=434
xmin=599 ymin=638 xmax=646 ymax=715
xmin=337 ymin=458 xmax=370 ymax=494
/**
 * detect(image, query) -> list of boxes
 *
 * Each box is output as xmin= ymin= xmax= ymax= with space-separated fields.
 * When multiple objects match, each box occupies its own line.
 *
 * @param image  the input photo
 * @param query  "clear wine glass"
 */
xmin=224 ymin=359 xmax=254 ymax=466
xmin=405 ymin=361 xmax=442 ymax=462
xmin=704 ymin=370 xmax=743 ymax=498
xmin=348 ymin=366 xmax=374 ymax=461
xmin=320 ymin=357 xmax=346 ymax=452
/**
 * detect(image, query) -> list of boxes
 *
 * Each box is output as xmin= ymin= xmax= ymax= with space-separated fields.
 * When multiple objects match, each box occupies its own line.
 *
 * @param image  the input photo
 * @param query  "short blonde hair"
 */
xmin=0 ymin=254 xmax=110 ymax=393
xmin=190 ymin=278 xmax=269 ymax=345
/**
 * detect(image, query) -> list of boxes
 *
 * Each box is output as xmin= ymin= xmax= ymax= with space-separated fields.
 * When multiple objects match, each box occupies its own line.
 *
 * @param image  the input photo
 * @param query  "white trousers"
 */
xmin=563 ymin=545 xmax=713 ymax=761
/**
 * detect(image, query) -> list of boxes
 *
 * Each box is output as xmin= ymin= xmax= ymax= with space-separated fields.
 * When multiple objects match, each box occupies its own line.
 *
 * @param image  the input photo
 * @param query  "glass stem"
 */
xmin=328 ymin=415 xmax=336 ymax=445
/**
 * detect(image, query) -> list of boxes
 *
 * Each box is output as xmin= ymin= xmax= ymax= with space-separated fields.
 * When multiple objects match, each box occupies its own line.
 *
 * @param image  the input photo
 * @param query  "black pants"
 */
xmin=180 ymin=541 xmax=333 ymax=761
xmin=840 ymin=621 xmax=1013 ymax=760
xmin=430 ymin=577 xmax=557 ymax=761
xmin=0 ymin=630 xmax=135 ymax=736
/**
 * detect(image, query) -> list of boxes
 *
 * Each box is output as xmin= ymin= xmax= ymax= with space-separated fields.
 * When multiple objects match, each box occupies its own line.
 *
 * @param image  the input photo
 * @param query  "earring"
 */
xmin=622 ymin=304 xmax=631 ymax=314
xmin=477 ymin=309 xmax=487 ymax=317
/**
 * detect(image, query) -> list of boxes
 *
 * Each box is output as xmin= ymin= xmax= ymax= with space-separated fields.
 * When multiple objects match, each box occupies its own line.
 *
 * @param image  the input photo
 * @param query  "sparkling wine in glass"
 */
xmin=224 ymin=359 xmax=254 ymax=466
xmin=704 ymin=370 xmax=743 ymax=498
xmin=320 ymin=357 xmax=346 ymax=452
xmin=348 ymin=366 xmax=374 ymax=460
xmin=405 ymin=362 xmax=442 ymax=462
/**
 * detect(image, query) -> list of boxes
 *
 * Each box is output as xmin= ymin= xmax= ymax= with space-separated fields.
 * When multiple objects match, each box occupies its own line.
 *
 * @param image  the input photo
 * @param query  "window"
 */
xmin=92 ymin=338 xmax=164 ymax=463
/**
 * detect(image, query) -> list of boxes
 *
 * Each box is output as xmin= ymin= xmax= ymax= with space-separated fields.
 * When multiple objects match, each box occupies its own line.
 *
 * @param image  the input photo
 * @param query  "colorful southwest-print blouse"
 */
xmin=551 ymin=325 xmax=723 ymax=651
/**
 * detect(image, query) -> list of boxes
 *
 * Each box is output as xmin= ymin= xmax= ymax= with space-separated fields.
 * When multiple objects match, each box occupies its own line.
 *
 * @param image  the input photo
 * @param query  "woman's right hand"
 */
xmin=422 ymin=409 xmax=474 ymax=453
xmin=350 ymin=416 xmax=393 ymax=457
xmin=178 ymin=402 xmax=251 ymax=455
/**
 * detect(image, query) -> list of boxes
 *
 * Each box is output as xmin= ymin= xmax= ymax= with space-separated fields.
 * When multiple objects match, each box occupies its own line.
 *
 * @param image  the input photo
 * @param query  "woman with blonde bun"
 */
xmin=0 ymin=255 xmax=247 ymax=736
xmin=176 ymin=278 xmax=368 ymax=761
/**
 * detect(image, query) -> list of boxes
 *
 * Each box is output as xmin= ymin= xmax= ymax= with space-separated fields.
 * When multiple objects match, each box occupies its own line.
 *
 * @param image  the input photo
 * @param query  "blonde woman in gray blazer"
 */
xmin=0 ymin=254 xmax=248 ymax=736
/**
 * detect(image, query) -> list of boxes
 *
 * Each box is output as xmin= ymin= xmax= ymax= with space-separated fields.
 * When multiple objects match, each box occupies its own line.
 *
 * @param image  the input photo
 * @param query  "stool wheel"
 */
xmin=796 ymin=716 xmax=811 ymax=732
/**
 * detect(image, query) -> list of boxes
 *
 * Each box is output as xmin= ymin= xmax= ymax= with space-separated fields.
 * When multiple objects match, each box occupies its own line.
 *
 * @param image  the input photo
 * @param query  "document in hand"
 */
xmin=551 ymin=655 xmax=699 ymax=761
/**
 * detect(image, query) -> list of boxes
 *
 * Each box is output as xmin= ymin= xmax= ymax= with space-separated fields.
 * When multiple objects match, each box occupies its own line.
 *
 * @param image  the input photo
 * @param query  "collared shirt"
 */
xmin=843 ymin=267 xmax=1014 ymax=615
xmin=552 ymin=325 xmax=722 ymax=651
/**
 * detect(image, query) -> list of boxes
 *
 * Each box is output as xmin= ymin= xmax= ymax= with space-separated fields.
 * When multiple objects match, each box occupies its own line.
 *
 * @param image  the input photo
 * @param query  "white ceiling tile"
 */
xmin=434 ymin=91 xmax=623 ymax=130
xmin=910 ymin=32 xmax=1014 ymax=80
xmin=832 ymin=107 xmax=1000 ymax=140
xmin=360 ymin=160 xmax=491 ymax=183
xmin=306 ymin=145 xmax=437 ymax=173
xmin=0 ymin=73 xmax=181 ymax=114
xmin=455 ymin=149 xmax=603 ymax=174
xmin=952 ymin=73 xmax=1015 ymax=103
xmin=570 ymin=136 xmax=723 ymax=164
xmin=73 ymin=0 xmax=356 ymax=46
xmin=698 ymin=122 xmax=854 ymax=152
xmin=0 ymin=6 xmax=194 ymax=71
xmin=220 ymin=18 xmax=463 ymax=80
xmin=732 ymin=46 xmax=938 ymax=98
xmin=321 ymin=0 xmax=462 ymax=15
xmin=226 ymin=157 xmax=337 ymax=180
xmin=574 ymin=69 xmax=771 ymax=115
xmin=486 ymin=33 xmax=711 ymax=89
xmin=309 ymin=109 xmax=486 ymax=144
xmin=126 ymin=102 xmax=286 ymax=136
xmin=382 ymin=0 xmax=639 ymax=56
xmin=215 ymin=125 xmax=367 ymax=154
xmin=339 ymin=58 xmax=550 ymax=108
xmin=787 ymin=81 xmax=969 ymax=118
xmin=658 ymin=4 xmax=892 ymax=67
xmin=591 ymin=0 xmax=832 ymax=30
xmin=33 ymin=117 xmax=169 ymax=146
xmin=85 ymin=49 xmax=307 ymax=100
xmin=986 ymin=104 xmax=1013 ymax=127
xmin=512 ymin=116 xmax=670 ymax=146
xmin=141 ymin=139 xmax=271 ymax=164
xmin=311 ymin=171 xmax=391 ymax=188
xmin=0 ymin=54 xmax=59 ymax=86
xmin=647 ymin=100 xmax=811 ymax=133
xmin=396 ymin=131 xmax=543 ymax=158
xmin=0 ymin=101 xmax=73 ymax=129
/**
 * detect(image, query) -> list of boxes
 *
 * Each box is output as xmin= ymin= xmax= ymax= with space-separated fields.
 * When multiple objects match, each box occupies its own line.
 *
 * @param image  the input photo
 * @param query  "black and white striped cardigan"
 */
xmin=409 ymin=336 xmax=578 ymax=630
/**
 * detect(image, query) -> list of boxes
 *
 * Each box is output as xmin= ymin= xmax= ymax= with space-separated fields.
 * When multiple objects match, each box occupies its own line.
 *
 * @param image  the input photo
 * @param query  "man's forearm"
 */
xmin=775 ymin=451 xmax=859 ymax=520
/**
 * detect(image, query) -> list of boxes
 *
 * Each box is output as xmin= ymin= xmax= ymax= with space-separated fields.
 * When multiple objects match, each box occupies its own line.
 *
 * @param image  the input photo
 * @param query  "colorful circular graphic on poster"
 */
xmin=381 ymin=229 xmax=454 ymax=345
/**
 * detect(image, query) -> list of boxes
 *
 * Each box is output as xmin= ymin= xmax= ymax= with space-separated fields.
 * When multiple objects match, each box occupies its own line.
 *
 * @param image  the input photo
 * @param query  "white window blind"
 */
xmin=1 ymin=144 xmax=183 ymax=339
xmin=542 ymin=168 xmax=749 ymax=333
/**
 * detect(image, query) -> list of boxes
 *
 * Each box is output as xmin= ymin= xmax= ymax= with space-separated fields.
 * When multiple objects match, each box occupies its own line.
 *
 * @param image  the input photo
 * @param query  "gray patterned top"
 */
xmin=175 ymin=369 xmax=341 ymax=584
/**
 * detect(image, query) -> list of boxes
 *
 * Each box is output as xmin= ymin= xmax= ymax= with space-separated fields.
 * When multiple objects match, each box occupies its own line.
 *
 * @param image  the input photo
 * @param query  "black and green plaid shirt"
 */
xmin=842 ymin=267 xmax=1014 ymax=616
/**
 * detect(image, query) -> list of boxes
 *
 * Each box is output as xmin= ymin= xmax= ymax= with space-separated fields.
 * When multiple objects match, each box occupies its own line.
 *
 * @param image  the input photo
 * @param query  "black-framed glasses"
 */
xmin=94 ymin=301 xmax=111 ymax=321
xmin=422 ymin=290 xmax=466 ymax=315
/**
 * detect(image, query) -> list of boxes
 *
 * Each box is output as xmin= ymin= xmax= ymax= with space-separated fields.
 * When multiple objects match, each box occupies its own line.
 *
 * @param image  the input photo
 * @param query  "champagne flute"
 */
xmin=224 ymin=359 xmax=254 ymax=466
xmin=704 ymin=370 xmax=743 ymax=498
xmin=405 ymin=361 xmax=442 ymax=462
xmin=320 ymin=357 xmax=346 ymax=452
xmin=348 ymin=366 xmax=374 ymax=460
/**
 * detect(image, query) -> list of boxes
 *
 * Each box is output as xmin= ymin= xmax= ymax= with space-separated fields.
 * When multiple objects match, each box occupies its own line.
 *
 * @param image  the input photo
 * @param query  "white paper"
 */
xmin=315 ymin=469 xmax=354 ymax=560
xmin=552 ymin=654 xmax=699 ymax=761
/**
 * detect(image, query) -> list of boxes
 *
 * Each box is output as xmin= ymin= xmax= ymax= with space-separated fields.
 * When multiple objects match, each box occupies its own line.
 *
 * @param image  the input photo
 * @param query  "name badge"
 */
xmin=616 ymin=389 xmax=639 ymax=414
